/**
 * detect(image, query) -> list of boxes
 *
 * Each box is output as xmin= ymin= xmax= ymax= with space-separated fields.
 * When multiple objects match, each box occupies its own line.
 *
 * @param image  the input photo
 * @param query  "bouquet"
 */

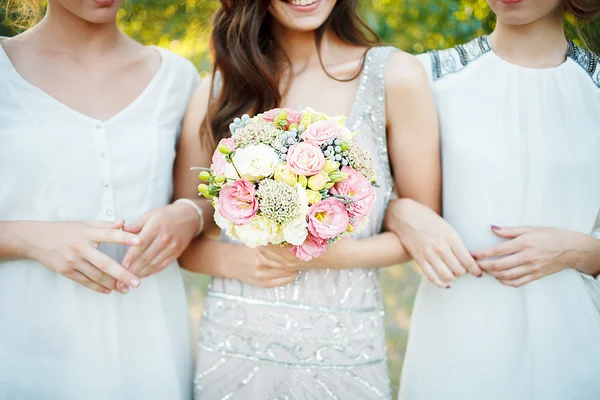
xmin=196 ymin=107 xmax=377 ymax=261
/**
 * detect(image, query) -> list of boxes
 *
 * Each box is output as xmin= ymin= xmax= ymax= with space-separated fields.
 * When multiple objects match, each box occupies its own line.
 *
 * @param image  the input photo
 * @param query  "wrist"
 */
xmin=12 ymin=221 xmax=43 ymax=261
xmin=570 ymin=234 xmax=600 ymax=276
xmin=171 ymin=200 xmax=203 ymax=237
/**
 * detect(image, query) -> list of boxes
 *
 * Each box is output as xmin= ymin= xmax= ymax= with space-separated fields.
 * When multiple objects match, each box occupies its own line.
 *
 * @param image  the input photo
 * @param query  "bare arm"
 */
xmin=258 ymin=52 xmax=441 ymax=271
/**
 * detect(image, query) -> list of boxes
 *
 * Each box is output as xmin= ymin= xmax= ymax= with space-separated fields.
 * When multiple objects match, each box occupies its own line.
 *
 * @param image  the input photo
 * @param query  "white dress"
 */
xmin=0 ymin=44 xmax=198 ymax=400
xmin=399 ymin=36 xmax=600 ymax=400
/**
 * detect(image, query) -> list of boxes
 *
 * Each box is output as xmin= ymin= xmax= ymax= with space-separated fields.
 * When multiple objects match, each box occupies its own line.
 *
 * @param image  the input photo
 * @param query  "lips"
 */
xmin=282 ymin=0 xmax=322 ymax=13
xmin=500 ymin=0 xmax=524 ymax=4
xmin=285 ymin=0 xmax=318 ymax=5
xmin=92 ymin=0 xmax=116 ymax=7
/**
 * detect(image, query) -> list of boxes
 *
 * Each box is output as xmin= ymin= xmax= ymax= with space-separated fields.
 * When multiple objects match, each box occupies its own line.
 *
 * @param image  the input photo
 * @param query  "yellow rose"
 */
xmin=331 ymin=115 xmax=347 ymax=127
xmin=273 ymin=164 xmax=297 ymax=187
xmin=305 ymin=190 xmax=322 ymax=205
xmin=307 ymin=171 xmax=330 ymax=191
xmin=298 ymin=175 xmax=308 ymax=189
xmin=322 ymin=160 xmax=340 ymax=174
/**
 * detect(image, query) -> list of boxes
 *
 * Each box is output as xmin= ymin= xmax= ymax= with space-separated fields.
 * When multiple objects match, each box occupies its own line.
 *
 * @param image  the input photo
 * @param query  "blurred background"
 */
xmin=1 ymin=1 xmax=599 ymax=397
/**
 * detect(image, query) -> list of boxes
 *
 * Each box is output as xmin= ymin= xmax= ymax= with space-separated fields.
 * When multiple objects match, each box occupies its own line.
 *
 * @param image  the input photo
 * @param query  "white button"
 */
xmin=106 ymin=210 xmax=112 ymax=216
xmin=103 ymin=182 xmax=109 ymax=187
xmin=101 ymin=152 xmax=107 ymax=158
xmin=95 ymin=122 xmax=102 ymax=129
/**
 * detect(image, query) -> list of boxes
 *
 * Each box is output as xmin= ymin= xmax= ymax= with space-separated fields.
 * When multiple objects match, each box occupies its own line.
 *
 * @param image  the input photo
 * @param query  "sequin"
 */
xmin=195 ymin=47 xmax=397 ymax=400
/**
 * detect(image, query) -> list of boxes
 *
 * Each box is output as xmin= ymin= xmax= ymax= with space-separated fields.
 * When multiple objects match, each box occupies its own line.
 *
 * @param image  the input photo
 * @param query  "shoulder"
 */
xmin=421 ymin=36 xmax=492 ymax=82
xmin=156 ymin=47 xmax=199 ymax=83
xmin=567 ymin=41 xmax=600 ymax=89
xmin=383 ymin=49 xmax=431 ymax=94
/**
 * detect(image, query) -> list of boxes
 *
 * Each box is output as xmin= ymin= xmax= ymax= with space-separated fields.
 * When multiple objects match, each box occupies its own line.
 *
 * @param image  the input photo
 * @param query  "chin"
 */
xmin=269 ymin=0 xmax=338 ymax=32
xmin=487 ymin=0 xmax=563 ymax=26
xmin=77 ymin=0 xmax=121 ymax=24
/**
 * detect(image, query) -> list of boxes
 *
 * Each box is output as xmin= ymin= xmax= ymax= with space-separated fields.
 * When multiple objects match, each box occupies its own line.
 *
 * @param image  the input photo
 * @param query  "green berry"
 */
xmin=199 ymin=171 xmax=211 ymax=181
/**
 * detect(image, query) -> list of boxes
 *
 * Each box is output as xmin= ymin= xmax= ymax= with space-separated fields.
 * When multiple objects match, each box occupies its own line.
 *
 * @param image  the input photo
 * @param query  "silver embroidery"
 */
xmin=429 ymin=36 xmax=492 ymax=81
xmin=196 ymin=47 xmax=397 ymax=400
xmin=567 ymin=40 xmax=600 ymax=88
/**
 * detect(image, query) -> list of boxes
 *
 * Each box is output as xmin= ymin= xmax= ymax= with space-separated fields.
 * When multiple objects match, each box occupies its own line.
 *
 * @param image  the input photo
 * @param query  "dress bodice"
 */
xmin=418 ymin=36 xmax=600 ymax=252
xmin=210 ymin=46 xmax=397 ymax=309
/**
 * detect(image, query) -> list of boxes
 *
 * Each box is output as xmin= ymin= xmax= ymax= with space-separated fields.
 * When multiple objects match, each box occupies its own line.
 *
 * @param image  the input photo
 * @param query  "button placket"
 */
xmin=93 ymin=121 xmax=115 ymax=220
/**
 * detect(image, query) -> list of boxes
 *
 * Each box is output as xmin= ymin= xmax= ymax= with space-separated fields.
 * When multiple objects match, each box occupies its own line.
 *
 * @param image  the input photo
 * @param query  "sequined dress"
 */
xmin=194 ymin=46 xmax=397 ymax=399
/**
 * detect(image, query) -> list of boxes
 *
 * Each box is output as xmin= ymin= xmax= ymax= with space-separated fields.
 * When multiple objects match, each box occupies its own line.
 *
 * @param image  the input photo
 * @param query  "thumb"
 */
xmin=123 ymin=213 xmax=151 ymax=233
xmin=490 ymin=225 xmax=535 ymax=239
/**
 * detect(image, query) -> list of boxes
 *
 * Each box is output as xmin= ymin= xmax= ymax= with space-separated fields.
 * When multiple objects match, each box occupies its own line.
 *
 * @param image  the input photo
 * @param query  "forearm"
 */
xmin=178 ymin=233 xmax=248 ymax=278
xmin=0 ymin=221 xmax=37 ymax=261
xmin=330 ymin=232 xmax=411 ymax=270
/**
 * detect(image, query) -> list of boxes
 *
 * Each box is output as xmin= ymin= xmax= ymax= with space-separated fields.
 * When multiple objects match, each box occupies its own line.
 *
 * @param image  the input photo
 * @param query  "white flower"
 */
xmin=339 ymin=127 xmax=354 ymax=141
xmin=281 ymin=183 xmax=309 ymax=245
xmin=231 ymin=144 xmax=280 ymax=182
xmin=234 ymin=215 xmax=283 ymax=248
xmin=214 ymin=201 xmax=238 ymax=240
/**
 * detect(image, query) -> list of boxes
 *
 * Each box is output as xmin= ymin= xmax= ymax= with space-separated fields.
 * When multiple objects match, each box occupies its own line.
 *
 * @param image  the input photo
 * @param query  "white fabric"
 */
xmin=0 ymin=44 xmax=198 ymax=400
xmin=399 ymin=46 xmax=600 ymax=399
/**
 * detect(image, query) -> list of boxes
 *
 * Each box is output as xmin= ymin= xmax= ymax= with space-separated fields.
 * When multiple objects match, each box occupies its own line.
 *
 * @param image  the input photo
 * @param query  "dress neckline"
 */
xmin=483 ymin=35 xmax=573 ymax=72
xmin=0 ymin=40 xmax=167 ymax=125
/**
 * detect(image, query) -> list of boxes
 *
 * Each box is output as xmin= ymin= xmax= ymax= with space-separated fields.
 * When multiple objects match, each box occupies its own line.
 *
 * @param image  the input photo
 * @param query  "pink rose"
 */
xmin=217 ymin=179 xmax=258 ymax=225
xmin=263 ymin=108 xmax=302 ymax=125
xmin=330 ymin=166 xmax=375 ymax=226
xmin=300 ymin=120 xmax=341 ymax=146
xmin=287 ymin=142 xmax=325 ymax=176
xmin=307 ymin=198 xmax=349 ymax=240
xmin=291 ymin=234 xmax=327 ymax=261
xmin=212 ymin=138 xmax=236 ymax=175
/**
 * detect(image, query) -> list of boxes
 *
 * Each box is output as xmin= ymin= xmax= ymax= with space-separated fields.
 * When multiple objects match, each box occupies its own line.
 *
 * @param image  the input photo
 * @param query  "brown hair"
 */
xmin=2 ymin=0 xmax=43 ymax=28
xmin=201 ymin=0 xmax=380 ymax=148
xmin=566 ymin=0 xmax=600 ymax=21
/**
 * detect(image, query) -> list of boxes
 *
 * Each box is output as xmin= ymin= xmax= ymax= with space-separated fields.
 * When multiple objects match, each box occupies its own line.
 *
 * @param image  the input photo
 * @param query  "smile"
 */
xmin=285 ymin=0 xmax=318 ymax=5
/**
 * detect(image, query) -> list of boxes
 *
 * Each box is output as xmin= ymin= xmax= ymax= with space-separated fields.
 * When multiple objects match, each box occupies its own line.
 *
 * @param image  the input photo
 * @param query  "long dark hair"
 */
xmin=201 ymin=0 xmax=380 ymax=148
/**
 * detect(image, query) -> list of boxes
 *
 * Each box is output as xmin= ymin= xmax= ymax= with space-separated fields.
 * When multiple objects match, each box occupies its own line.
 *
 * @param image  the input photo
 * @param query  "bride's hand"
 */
xmin=473 ymin=226 xmax=600 ymax=287
xmin=26 ymin=220 xmax=142 ymax=294
xmin=119 ymin=202 xmax=200 ymax=287
xmin=229 ymin=247 xmax=300 ymax=288
xmin=384 ymin=199 xmax=482 ymax=288
xmin=256 ymin=241 xmax=345 ymax=271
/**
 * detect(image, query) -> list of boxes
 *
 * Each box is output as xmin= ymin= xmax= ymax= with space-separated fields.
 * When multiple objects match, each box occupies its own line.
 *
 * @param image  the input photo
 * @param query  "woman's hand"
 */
xmin=231 ymin=248 xmax=300 ymax=288
xmin=119 ymin=202 xmax=200 ymax=286
xmin=256 ymin=242 xmax=345 ymax=272
xmin=384 ymin=199 xmax=482 ymax=288
xmin=27 ymin=220 xmax=142 ymax=294
xmin=473 ymin=226 xmax=600 ymax=287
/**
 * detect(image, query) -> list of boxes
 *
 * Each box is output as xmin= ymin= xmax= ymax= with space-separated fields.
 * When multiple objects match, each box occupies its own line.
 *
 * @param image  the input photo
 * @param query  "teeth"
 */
xmin=289 ymin=0 xmax=317 ymax=6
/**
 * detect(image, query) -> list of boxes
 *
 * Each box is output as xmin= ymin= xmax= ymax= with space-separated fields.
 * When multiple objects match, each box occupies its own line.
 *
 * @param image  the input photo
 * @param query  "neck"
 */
xmin=27 ymin=0 xmax=122 ymax=54
xmin=489 ymin=7 xmax=568 ymax=68
xmin=273 ymin=23 xmax=343 ymax=70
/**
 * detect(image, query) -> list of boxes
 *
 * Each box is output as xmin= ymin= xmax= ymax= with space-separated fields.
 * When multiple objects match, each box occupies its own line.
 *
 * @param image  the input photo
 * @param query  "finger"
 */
xmin=92 ymin=229 xmax=142 ymax=247
xmin=490 ymin=225 xmax=536 ymax=239
xmin=487 ymin=265 xmax=530 ymax=281
xmin=499 ymin=273 xmax=540 ymax=288
xmin=417 ymin=259 xmax=449 ymax=289
xmin=124 ymin=212 xmax=152 ymax=234
xmin=136 ymin=253 xmax=176 ymax=280
xmin=477 ymin=252 xmax=528 ymax=272
xmin=256 ymin=251 xmax=284 ymax=269
xmin=263 ymin=273 xmax=299 ymax=288
xmin=121 ymin=228 xmax=157 ymax=269
xmin=66 ymin=270 xmax=112 ymax=294
xmin=472 ymin=238 xmax=523 ymax=260
xmin=439 ymin=249 xmax=468 ymax=278
xmin=83 ymin=248 xmax=140 ymax=288
xmin=257 ymin=247 xmax=290 ymax=266
xmin=452 ymin=245 xmax=482 ymax=277
xmin=429 ymin=256 xmax=457 ymax=282
xmin=128 ymin=237 xmax=165 ymax=276
xmin=82 ymin=219 xmax=125 ymax=229
xmin=77 ymin=261 xmax=118 ymax=292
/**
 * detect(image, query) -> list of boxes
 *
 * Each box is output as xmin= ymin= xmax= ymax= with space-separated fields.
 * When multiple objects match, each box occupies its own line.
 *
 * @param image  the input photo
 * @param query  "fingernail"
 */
xmin=130 ymin=278 xmax=140 ymax=288
xmin=131 ymin=237 xmax=141 ymax=245
xmin=123 ymin=262 xmax=131 ymax=269
xmin=476 ymin=274 xmax=483 ymax=278
xmin=470 ymin=253 xmax=479 ymax=260
xmin=491 ymin=225 xmax=501 ymax=231
xmin=121 ymin=286 xmax=129 ymax=294
xmin=103 ymin=288 xmax=112 ymax=294
xmin=445 ymin=285 xmax=451 ymax=289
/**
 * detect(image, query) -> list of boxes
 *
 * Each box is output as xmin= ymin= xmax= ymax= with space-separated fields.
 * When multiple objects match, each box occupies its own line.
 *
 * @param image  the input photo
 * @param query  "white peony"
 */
xmin=231 ymin=144 xmax=280 ymax=182
xmin=339 ymin=126 xmax=355 ymax=141
xmin=234 ymin=215 xmax=283 ymax=248
xmin=214 ymin=201 xmax=238 ymax=240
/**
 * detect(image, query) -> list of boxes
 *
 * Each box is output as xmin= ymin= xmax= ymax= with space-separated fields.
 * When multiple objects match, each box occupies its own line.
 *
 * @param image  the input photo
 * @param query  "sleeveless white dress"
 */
xmin=194 ymin=46 xmax=398 ymax=399
xmin=399 ymin=36 xmax=600 ymax=400
xmin=0 ymin=44 xmax=198 ymax=400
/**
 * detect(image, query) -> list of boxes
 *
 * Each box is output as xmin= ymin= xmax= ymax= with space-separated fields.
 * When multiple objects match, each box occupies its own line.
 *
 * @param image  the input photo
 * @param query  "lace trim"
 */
xmin=429 ymin=36 xmax=491 ymax=81
xmin=567 ymin=41 xmax=600 ymax=88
